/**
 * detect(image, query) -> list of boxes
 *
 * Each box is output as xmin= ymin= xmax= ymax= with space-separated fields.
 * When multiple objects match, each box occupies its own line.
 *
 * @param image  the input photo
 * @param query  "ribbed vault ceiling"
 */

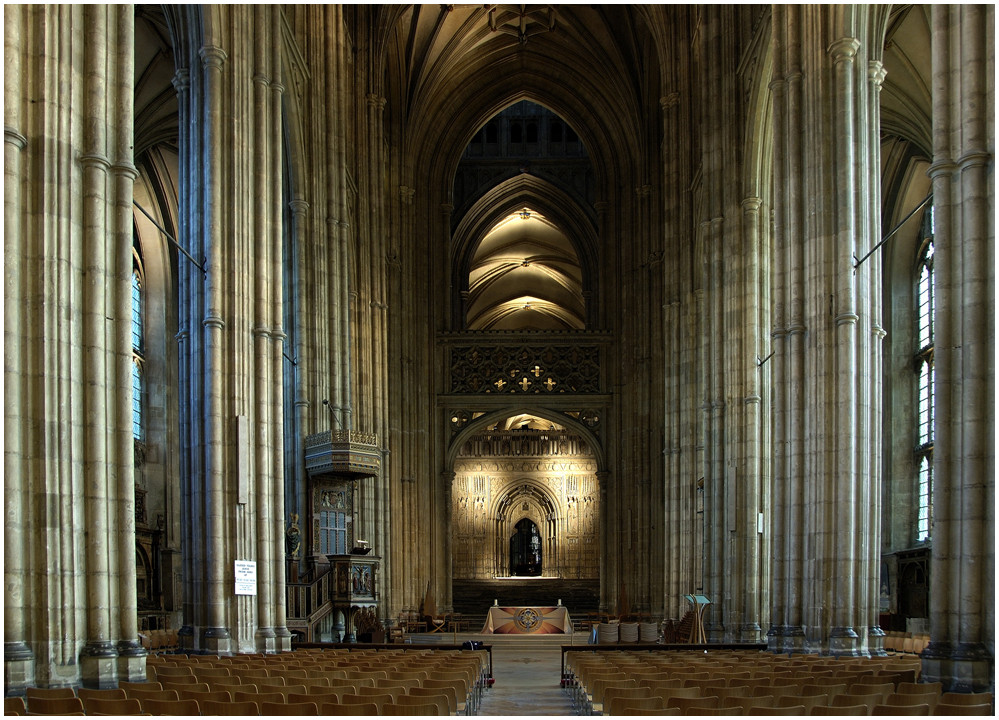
xmin=466 ymin=209 xmax=584 ymax=330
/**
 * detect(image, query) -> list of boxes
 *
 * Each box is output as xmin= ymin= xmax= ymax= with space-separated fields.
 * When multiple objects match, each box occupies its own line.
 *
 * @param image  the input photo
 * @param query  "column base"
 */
xmin=178 ymin=625 xmax=196 ymax=652
xmin=4 ymin=642 xmax=34 ymax=696
xmin=255 ymin=628 xmax=277 ymax=654
xmin=919 ymin=640 xmax=954 ymax=687
xmin=201 ymin=627 xmax=232 ymax=656
xmin=950 ymin=642 xmax=993 ymax=693
xmin=274 ymin=627 xmax=293 ymax=652
xmin=116 ymin=641 xmax=148 ymax=683
xmin=739 ymin=622 xmax=762 ymax=644
xmin=782 ymin=626 xmax=806 ymax=654
xmin=828 ymin=626 xmax=861 ymax=657
xmin=868 ymin=626 xmax=887 ymax=657
xmin=79 ymin=642 xmax=119 ymax=689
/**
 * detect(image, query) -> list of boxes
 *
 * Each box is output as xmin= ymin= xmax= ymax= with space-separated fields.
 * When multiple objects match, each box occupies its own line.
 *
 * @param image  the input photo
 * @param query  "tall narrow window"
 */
xmin=132 ymin=245 xmax=145 ymax=441
xmin=914 ymin=209 xmax=934 ymax=542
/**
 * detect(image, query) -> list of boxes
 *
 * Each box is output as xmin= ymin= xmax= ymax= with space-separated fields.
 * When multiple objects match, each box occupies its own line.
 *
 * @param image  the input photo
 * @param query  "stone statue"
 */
xmin=286 ymin=513 xmax=301 ymax=559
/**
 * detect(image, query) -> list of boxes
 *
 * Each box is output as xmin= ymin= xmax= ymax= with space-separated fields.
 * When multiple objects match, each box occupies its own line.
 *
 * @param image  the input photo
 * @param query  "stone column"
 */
xmin=922 ymin=4 xmax=994 ymax=692
xmin=170 ymin=62 xmax=198 ymax=652
xmin=596 ymin=471 xmax=610 ymax=612
xmin=739 ymin=197 xmax=763 ymax=644
xmin=110 ymin=3 xmax=146 ymax=681
xmin=79 ymin=5 xmax=119 ymax=688
xmin=270 ymin=9 xmax=291 ymax=649
xmin=199 ymin=43 xmax=231 ymax=654
xmin=3 ymin=4 xmax=34 ymax=695
xmin=250 ymin=7 xmax=276 ymax=654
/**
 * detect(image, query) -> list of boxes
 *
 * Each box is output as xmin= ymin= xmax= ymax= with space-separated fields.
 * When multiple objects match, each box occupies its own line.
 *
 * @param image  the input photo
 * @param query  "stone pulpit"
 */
xmin=328 ymin=553 xmax=380 ymax=642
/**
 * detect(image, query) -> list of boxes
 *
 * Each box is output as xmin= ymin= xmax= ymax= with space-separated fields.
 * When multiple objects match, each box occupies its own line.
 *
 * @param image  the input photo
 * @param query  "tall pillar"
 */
xmin=199 ymin=43 xmax=232 ymax=655
xmin=922 ymin=4 xmax=994 ymax=692
xmin=739 ymin=197 xmax=763 ymax=644
xmin=110 ymin=3 xmax=146 ymax=681
xmin=268 ymin=6 xmax=291 ymax=652
xmin=771 ymin=7 xmax=885 ymax=655
xmin=3 ymin=3 xmax=34 ymax=695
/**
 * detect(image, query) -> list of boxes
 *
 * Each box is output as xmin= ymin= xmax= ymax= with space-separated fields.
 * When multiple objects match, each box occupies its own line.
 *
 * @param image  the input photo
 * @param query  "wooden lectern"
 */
xmin=684 ymin=594 xmax=711 ymax=644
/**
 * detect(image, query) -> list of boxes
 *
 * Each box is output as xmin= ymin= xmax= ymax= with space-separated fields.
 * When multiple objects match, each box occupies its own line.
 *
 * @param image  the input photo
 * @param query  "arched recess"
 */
xmin=450 ymin=175 xmax=600 ymax=330
xmin=495 ymin=480 xmax=559 ymax=577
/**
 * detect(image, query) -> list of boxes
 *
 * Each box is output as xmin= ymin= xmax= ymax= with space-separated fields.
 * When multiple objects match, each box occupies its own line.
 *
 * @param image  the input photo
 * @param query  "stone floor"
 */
xmin=411 ymin=632 xmax=582 ymax=716
xmin=477 ymin=643 xmax=575 ymax=716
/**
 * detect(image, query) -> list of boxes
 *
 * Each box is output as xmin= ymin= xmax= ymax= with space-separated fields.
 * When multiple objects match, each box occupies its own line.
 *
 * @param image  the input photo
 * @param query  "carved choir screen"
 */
xmin=451 ymin=421 xmax=599 ymax=579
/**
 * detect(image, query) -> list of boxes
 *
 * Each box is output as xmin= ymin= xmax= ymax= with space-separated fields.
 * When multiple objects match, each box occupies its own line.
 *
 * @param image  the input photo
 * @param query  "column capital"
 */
xmin=199 ymin=45 xmax=228 ymax=70
xmin=867 ymin=60 xmax=887 ymax=88
xmin=4 ymin=126 xmax=27 ymax=150
xmin=288 ymin=199 xmax=309 ymax=216
xmin=171 ymin=68 xmax=190 ymax=93
xmin=742 ymin=197 xmax=762 ymax=213
xmin=828 ymin=37 xmax=860 ymax=64
xmin=366 ymin=93 xmax=386 ymax=109
xmin=399 ymin=185 xmax=416 ymax=204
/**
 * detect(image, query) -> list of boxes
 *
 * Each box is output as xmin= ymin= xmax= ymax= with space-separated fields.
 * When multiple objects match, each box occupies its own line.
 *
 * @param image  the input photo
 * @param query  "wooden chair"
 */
xmin=234 ymin=690 xmax=285 ymax=704
xmin=76 ymin=688 xmax=126 ymax=702
xmin=939 ymin=692 xmax=993 ymax=707
xmin=268 ymin=684 xmax=307 ymax=700
xmin=607 ymin=696 xmax=669 ymax=715
xmin=778 ymin=693 xmax=828 ymax=714
xmin=22 ymin=696 xmax=84 ymax=715
xmin=722 ymin=695 xmax=771 ymax=713
xmin=288 ymin=689 xmax=343 ymax=705
xmin=320 ymin=701 xmax=379 ymax=716
xmin=260 ymin=701 xmax=320 ymax=716
xmin=688 ymin=707 xmax=742 ymax=715
xmin=25 ymin=687 xmax=76 ymax=709
xmin=621 ymin=707 xmax=682 ymax=716
xmin=4 ymin=697 xmax=26 ymax=716
xmin=874 ymin=702 xmax=930 ymax=715
xmin=603 ymin=686 xmax=655 ymax=715
xmin=898 ymin=682 xmax=943 ymax=695
xmin=932 ymin=703 xmax=994 ymax=716
xmin=831 ymin=692 xmax=887 ymax=711
xmin=192 ymin=667 xmax=232 ymax=678
xmin=384 ymin=701 xmax=445 ymax=716
xmin=749 ymin=705 xmax=805 ymax=715
xmin=666 ymin=695 xmax=719 ymax=712
xmin=888 ymin=692 xmax=941 ymax=711
xmin=422 ymin=678 xmax=466 ymax=714
xmin=376 ymin=677 xmax=421 ymax=692
xmin=119 ymin=681 xmax=163 ymax=693
xmin=811 ymin=704 xmax=869 ymax=715
xmin=157 ymin=675 xmax=202 ymax=688
xmin=140 ymin=697 xmax=201 ymax=716
xmin=79 ymin=697 xmax=143 ymax=716
xmin=342 ymin=692 xmax=395 ymax=712
xmin=124 ymin=687 xmax=179 ymax=703
xmin=197 ymin=698 xmax=260 ymax=716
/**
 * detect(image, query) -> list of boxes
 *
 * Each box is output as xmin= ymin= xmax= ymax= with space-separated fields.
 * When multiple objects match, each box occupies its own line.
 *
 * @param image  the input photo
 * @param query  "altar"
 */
xmin=480 ymin=606 xmax=573 ymax=634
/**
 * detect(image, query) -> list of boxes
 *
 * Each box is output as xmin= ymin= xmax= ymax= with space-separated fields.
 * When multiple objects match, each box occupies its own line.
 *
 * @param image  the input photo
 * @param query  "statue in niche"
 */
xmin=286 ymin=513 xmax=301 ymax=559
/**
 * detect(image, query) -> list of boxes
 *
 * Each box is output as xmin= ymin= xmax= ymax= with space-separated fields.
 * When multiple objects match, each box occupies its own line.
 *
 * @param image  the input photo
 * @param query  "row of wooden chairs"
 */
xmin=147 ymin=647 xmax=485 ymax=713
xmin=8 ymin=646 xmax=487 ymax=716
xmin=564 ymin=649 xmax=992 ymax=716
xmin=883 ymin=632 xmax=931 ymax=655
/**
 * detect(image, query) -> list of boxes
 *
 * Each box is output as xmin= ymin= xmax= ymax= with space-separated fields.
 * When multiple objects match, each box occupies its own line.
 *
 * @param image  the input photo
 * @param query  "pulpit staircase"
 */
xmin=286 ymin=567 xmax=334 ymax=642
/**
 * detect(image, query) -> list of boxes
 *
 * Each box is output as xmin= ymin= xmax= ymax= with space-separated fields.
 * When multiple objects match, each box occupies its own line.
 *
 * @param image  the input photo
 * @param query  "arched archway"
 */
xmin=449 ymin=411 xmax=601 ymax=581
xmin=509 ymin=518 xmax=542 ymax=576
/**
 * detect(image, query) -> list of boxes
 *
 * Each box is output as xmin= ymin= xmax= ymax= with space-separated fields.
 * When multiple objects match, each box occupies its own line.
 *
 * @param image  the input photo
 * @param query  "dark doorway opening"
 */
xmin=510 ymin=518 xmax=542 ymax=576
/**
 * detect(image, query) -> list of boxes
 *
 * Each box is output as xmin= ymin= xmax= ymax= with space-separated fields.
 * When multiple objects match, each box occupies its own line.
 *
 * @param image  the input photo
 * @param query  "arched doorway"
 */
xmin=510 ymin=518 xmax=542 ymax=576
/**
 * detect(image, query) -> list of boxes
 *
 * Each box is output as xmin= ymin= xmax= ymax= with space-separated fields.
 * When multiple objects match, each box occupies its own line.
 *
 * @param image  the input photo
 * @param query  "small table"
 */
xmin=481 ymin=606 xmax=573 ymax=634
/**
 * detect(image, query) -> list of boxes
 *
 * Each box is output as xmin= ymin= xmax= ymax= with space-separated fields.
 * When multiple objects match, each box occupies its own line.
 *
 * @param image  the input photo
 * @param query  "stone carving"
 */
xmin=286 ymin=513 xmax=301 ymax=559
xmin=449 ymin=344 xmax=600 ymax=393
